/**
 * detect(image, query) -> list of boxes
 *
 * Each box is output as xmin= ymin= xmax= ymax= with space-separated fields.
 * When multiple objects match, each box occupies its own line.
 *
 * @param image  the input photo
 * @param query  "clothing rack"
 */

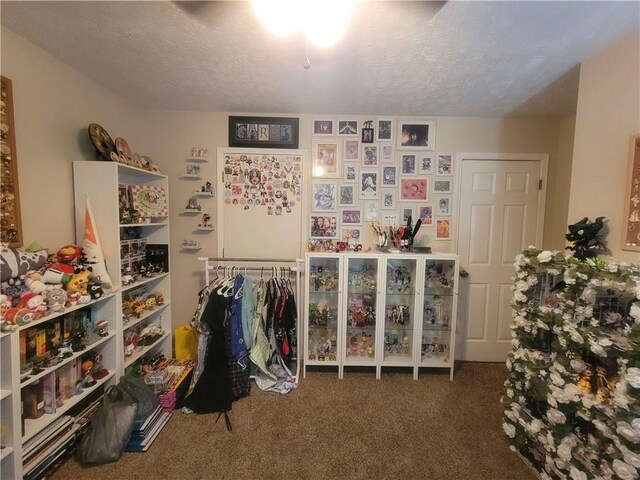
xmin=198 ymin=257 xmax=304 ymax=383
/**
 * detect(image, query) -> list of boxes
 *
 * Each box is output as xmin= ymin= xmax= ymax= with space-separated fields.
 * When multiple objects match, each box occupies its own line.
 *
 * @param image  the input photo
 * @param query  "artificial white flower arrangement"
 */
xmin=503 ymin=247 xmax=640 ymax=479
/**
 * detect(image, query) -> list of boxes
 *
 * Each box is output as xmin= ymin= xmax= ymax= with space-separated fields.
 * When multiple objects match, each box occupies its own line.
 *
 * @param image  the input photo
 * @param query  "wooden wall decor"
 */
xmin=622 ymin=134 xmax=640 ymax=252
xmin=0 ymin=76 xmax=23 ymax=247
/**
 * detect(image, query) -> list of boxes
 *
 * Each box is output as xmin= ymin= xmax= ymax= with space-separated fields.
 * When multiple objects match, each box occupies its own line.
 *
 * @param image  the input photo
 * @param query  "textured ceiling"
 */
xmin=1 ymin=1 xmax=639 ymax=117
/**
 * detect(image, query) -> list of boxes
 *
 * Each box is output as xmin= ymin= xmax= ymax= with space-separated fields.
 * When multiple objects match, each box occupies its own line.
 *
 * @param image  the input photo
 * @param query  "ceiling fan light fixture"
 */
xmin=300 ymin=0 xmax=355 ymax=47
xmin=251 ymin=0 xmax=300 ymax=36
xmin=252 ymin=0 xmax=355 ymax=47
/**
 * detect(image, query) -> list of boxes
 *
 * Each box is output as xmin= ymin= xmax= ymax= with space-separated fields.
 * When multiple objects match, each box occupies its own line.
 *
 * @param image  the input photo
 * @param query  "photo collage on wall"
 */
xmin=311 ymin=118 xmax=454 ymax=243
xmin=223 ymin=152 xmax=302 ymax=215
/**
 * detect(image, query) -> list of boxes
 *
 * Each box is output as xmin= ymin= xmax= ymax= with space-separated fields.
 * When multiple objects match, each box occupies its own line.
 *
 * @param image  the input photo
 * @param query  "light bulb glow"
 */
xmin=252 ymin=0 xmax=355 ymax=47
xmin=251 ymin=0 xmax=300 ymax=36
xmin=313 ymin=166 xmax=325 ymax=177
xmin=300 ymin=0 xmax=355 ymax=47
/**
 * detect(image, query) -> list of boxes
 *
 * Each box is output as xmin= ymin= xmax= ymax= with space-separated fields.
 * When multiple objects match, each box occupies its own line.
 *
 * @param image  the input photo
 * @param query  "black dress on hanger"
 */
xmin=183 ymin=287 xmax=233 ymax=421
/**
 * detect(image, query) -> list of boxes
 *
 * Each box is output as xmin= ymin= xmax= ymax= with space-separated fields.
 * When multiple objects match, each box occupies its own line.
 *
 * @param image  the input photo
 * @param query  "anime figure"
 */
xmin=565 ymin=216 xmax=606 ymax=260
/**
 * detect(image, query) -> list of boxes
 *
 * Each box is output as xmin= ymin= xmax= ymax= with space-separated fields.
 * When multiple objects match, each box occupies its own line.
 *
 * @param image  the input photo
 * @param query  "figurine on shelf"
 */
xmin=186 ymin=164 xmax=201 ymax=176
xmin=201 ymin=181 xmax=213 ymax=194
xmin=199 ymin=213 xmax=213 ymax=228
xmin=185 ymin=197 xmax=201 ymax=211
xmin=96 ymin=319 xmax=109 ymax=337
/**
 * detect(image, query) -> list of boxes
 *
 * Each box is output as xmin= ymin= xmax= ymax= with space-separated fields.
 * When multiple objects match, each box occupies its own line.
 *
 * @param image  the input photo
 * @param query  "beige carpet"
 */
xmin=51 ymin=363 xmax=536 ymax=480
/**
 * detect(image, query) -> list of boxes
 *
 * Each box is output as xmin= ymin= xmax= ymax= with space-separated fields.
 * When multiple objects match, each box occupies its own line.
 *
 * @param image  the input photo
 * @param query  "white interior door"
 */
xmin=457 ymin=155 xmax=547 ymax=362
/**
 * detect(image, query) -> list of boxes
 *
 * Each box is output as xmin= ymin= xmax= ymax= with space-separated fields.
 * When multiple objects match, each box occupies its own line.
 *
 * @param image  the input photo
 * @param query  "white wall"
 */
xmin=0 ymin=29 xmax=146 ymax=251
xmin=569 ymin=31 xmax=640 ymax=263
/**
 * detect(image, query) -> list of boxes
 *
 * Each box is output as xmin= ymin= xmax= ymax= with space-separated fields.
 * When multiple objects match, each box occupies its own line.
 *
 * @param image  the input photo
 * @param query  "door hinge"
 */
xmin=538 ymin=179 xmax=543 ymax=190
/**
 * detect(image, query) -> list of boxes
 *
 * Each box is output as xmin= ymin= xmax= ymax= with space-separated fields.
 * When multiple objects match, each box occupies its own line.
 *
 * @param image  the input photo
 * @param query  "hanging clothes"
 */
xmin=182 ymin=285 xmax=233 ymax=419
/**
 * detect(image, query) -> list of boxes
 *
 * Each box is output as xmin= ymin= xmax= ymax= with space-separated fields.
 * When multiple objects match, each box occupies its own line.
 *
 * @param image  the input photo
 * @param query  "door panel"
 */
xmin=458 ymin=159 xmax=542 ymax=361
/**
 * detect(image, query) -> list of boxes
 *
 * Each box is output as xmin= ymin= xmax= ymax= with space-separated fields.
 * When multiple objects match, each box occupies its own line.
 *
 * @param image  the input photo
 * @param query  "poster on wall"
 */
xmin=0 ymin=76 xmax=23 ymax=247
xmin=623 ymin=134 xmax=640 ymax=251
xmin=218 ymin=149 xmax=305 ymax=259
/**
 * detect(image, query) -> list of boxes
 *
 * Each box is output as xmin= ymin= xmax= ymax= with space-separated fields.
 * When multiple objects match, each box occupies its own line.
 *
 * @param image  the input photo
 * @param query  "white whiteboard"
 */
xmin=217 ymin=148 xmax=306 ymax=259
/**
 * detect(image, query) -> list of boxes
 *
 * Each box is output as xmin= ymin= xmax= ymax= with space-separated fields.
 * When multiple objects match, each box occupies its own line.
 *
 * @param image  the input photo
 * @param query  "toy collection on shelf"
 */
xmin=181 ymin=148 xmax=213 ymax=250
xmin=345 ymin=259 xmax=378 ymax=359
xmin=421 ymin=261 xmax=454 ymax=362
xmin=307 ymin=261 xmax=340 ymax=361
xmin=118 ymin=183 xmax=168 ymax=225
xmin=503 ymin=218 xmax=640 ymax=480
xmin=120 ymin=228 xmax=168 ymax=285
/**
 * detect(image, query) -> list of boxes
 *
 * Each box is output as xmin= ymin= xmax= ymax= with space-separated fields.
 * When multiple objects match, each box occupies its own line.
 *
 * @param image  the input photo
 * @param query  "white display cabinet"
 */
xmin=73 ymin=161 xmax=172 ymax=374
xmin=304 ymin=254 xmax=342 ymax=375
xmin=379 ymin=255 xmax=420 ymax=377
xmin=342 ymin=254 xmax=381 ymax=378
xmin=303 ymin=252 xmax=458 ymax=380
xmin=415 ymin=255 xmax=459 ymax=380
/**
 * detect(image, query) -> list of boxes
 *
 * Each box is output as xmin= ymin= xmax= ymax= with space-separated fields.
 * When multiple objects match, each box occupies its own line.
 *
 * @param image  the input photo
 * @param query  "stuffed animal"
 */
xmin=24 ymin=271 xmax=47 ymax=294
xmin=565 ymin=216 xmax=607 ymax=260
xmin=65 ymin=268 xmax=92 ymax=296
xmin=43 ymin=286 xmax=67 ymax=313
xmin=3 ymin=307 xmax=35 ymax=325
xmin=0 ymin=294 xmax=17 ymax=331
xmin=56 ymin=244 xmax=84 ymax=266
xmin=19 ymin=292 xmax=48 ymax=319
xmin=42 ymin=263 xmax=74 ymax=285
xmin=0 ymin=244 xmax=48 ymax=283
xmin=2 ymin=276 xmax=29 ymax=301
xmin=87 ymin=282 xmax=103 ymax=300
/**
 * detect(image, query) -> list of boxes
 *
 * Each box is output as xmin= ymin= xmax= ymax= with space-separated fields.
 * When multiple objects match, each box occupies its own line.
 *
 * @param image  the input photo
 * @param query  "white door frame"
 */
xmin=454 ymin=152 xmax=549 ymax=362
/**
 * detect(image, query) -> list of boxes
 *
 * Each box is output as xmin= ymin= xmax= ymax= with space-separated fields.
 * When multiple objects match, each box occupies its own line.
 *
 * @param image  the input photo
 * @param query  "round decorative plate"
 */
xmin=115 ymin=137 xmax=132 ymax=160
xmin=88 ymin=123 xmax=116 ymax=160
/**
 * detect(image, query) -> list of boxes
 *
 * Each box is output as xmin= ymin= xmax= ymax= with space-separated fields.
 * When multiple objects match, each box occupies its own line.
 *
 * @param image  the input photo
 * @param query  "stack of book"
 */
xmin=124 ymin=405 xmax=171 ymax=453
xmin=22 ymin=416 xmax=80 ymax=480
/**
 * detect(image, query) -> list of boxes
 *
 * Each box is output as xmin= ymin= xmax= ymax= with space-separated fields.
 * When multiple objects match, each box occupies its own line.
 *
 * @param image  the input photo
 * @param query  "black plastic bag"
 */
xmin=75 ymin=386 xmax=138 ymax=466
xmin=118 ymin=374 xmax=159 ymax=423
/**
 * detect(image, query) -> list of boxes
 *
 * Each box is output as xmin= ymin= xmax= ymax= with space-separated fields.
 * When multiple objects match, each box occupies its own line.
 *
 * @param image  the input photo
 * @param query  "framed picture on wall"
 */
xmin=312 ymin=139 xmax=341 ymax=178
xmin=402 ymin=207 xmax=415 ymax=223
xmin=360 ymin=170 xmax=379 ymax=199
xmin=228 ymin=116 xmax=299 ymax=149
xmin=436 ymin=219 xmax=451 ymax=240
xmin=437 ymin=196 xmax=451 ymax=216
xmin=338 ymin=185 xmax=355 ymax=206
xmin=312 ymin=181 xmax=337 ymax=212
xmin=344 ymin=139 xmax=360 ymax=161
xmin=0 ymin=76 xmax=22 ymax=246
xmin=338 ymin=120 xmax=358 ymax=136
xmin=418 ymin=205 xmax=433 ymax=225
xmin=380 ymin=142 xmax=394 ymax=163
xmin=382 ymin=166 xmax=397 ymax=186
xmin=310 ymin=215 xmax=338 ymax=238
xmin=341 ymin=227 xmax=362 ymax=243
xmin=622 ymin=133 xmax=640 ymax=251
xmin=312 ymin=119 xmax=335 ymax=136
xmin=400 ymin=178 xmax=428 ymax=202
xmin=376 ymin=119 xmax=394 ymax=142
xmin=362 ymin=144 xmax=379 ymax=167
xmin=401 ymin=154 xmax=417 ymax=175
xmin=419 ymin=154 xmax=434 ymax=174
xmin=341 ymin=209 xmax=362 ymax=225
xmin=436 ymin=154 xmax=453 ymax=176
xmin=363 ymin=200 xmax=378 ymax=222
xmin=397 ymin=118 xmax=436 ymax=150
xmin=433 ymin=179 xmax=452 ymax=193
xmin=381 ymin=189 xmax=396 ymax=210
xmin=344 ymin=163 xmax=358 ymax=183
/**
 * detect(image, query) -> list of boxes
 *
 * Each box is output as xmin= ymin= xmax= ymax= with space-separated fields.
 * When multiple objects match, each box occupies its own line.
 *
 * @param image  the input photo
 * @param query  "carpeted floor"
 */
xmin=51 ymin=363 xmax=536 ymax=480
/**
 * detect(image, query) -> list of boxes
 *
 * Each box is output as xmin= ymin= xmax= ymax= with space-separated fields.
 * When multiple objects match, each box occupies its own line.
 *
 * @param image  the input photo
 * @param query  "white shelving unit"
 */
xmin=73 ymin=161 xmax=172 ymax=375
xmin=304 ymin=252 xmax=458 ymax=380
xmin=1 ymin=293 xmax=117 ymax=480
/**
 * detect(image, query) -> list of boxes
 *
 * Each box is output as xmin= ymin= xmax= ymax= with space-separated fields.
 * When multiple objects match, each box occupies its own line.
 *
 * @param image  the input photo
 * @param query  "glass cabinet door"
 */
xmin=382 ymin=257 xmax=418 ymax=365
xmin=306 ymin=255 xmax=340 ymax=365
xmin=343 ymin=256 xmax=379 ymax=366
xmin=420 ymin=259 xmax=456 ymax=366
